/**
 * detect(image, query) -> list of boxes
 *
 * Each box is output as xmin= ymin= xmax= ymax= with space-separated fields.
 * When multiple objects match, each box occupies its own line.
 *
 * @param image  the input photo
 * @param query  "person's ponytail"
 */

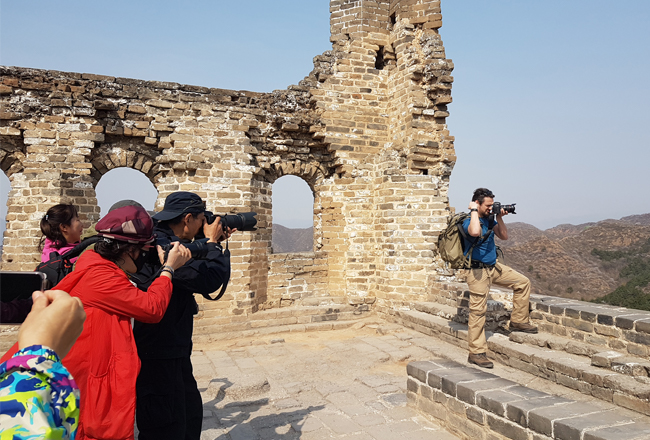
xmin=38 ymin=204 xmax=78 ymax=252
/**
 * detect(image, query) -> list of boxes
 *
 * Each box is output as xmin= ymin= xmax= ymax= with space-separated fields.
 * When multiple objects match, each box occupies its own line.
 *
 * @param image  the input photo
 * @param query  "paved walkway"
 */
xmin=191 ymin=322 xmax=460 ymax=440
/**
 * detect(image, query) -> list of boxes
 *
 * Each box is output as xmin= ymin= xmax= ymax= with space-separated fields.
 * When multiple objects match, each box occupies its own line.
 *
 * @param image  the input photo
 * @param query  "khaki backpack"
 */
xmin=438 ymin=212 xmax=493 ymax=269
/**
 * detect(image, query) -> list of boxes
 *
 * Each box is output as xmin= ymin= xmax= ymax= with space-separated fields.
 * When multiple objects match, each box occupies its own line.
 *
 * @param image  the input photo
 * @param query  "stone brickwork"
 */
xmin=529 ymin=296 xmax=650 ymax=359
xmin=407 ymin=359 xmax=650 ymax=440
xmin=0 ymin=0 xmax=456 ymax=324
xmin=266 ymin=252 xmax=329 ymax=307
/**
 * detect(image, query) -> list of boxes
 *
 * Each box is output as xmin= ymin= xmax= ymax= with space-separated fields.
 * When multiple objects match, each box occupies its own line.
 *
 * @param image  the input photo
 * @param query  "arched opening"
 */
xmin=95 ymin=167 xmax=158 ymax=217
xmin=0 ymin=172 xmax=9 ymax=256
xmin=271 ymin=175 xmax=314 ymax=254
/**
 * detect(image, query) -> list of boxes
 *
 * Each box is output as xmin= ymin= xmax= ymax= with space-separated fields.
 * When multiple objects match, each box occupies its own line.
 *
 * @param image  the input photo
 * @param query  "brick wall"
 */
xmin=0 ymin=0 xmax=457 ymax=326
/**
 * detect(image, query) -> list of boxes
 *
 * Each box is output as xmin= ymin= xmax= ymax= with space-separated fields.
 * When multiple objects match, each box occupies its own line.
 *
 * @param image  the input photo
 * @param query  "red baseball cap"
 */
xmin=96 ymin=205 xmax=155 ymax=245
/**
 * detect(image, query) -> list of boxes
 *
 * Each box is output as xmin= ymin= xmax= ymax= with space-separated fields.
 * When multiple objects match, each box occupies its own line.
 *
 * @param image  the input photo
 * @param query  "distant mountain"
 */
xmin=272 ymin=224 xmax=313 ymax=253
xmin=619 ymin=213 xmax=650 ymax=226
xmin=497 ymin=213 xmax=650 ymax=309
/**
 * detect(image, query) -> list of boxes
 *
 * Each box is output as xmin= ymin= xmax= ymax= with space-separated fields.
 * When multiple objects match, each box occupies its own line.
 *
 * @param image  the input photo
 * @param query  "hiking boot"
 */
xmin=468 ymin=353 xmax=493 ymax=369
xmin=509 ymin=321 xmax=538 ymax=334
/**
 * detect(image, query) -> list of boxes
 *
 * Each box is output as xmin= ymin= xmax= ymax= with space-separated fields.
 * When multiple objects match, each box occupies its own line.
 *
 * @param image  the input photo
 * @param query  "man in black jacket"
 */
xmin=133 ymin=192 xmax=232 ymax=440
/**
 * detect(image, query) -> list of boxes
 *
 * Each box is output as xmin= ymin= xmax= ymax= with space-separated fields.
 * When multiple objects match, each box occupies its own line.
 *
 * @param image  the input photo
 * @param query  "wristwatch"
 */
xmin=470 ymin=209 xmax=478 ymax=213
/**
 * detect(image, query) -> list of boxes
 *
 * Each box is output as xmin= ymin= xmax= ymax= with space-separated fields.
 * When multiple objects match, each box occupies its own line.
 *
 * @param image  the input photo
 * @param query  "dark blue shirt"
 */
xmin=462 ymin=216 xmax=497 ymax=265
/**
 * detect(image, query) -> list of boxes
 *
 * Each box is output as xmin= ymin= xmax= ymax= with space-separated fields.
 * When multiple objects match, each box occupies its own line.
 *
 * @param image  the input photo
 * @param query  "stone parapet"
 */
xmin=530 ymin=295 xmax=650 ymax=357
xmin=407 ymin=359 xmax=650 ymax=440
xmin=390 ymin=302 xmax=650 ymax=416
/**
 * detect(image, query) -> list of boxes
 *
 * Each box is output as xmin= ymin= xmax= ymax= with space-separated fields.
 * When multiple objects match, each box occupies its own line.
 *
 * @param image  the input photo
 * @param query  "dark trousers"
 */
xmin=136 ymin=356 xmax=203 ymax=440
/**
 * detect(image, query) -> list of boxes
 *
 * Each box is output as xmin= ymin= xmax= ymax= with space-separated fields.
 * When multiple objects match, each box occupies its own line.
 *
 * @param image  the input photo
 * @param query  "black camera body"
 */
xmin=492 ymin=202 xmax=516 ymax=215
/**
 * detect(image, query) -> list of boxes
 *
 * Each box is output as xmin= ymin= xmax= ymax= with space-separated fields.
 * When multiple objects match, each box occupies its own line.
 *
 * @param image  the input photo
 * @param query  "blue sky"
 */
xmin=1 ymin=0 xmax=648 ymax=230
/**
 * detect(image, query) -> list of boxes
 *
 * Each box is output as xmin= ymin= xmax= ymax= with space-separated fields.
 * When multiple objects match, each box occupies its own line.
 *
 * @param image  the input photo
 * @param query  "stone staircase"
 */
xmin=389 ymin=286 xmax=650 ymax=419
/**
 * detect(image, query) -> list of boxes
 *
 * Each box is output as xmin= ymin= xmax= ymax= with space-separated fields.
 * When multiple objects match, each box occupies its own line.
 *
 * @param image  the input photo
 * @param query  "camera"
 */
xmin=153 ymin=211 xmax=258 ymax=261
xmin=204 ymin=211 xmax=258 ymax=232
xmin=491 ymin=202 xmax=516 ymax=215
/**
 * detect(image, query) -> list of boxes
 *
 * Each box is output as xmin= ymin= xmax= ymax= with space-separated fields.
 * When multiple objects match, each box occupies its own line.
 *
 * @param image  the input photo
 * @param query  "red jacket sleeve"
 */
xmin=72 ymin=265 xmax=173 ymax=324
xmin=0 ymin=343 xmax=18 ymax=363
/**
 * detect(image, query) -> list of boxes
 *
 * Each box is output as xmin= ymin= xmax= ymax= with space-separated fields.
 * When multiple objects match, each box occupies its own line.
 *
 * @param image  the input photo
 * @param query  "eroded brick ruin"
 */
xmin=1 ymin=0 xmax=455 ymax=325
xmin=4 ymin=2 xmax=650 ymax=437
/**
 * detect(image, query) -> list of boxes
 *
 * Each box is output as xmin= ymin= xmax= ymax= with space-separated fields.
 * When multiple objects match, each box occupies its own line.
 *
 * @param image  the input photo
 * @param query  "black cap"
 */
xmin=152 ymin=192 xmax=206 ymax=222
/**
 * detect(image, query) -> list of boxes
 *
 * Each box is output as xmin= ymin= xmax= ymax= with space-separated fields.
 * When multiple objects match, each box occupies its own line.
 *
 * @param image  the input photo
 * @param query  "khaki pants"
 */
xmin=466 ymin=262 xmax=531 ymax=354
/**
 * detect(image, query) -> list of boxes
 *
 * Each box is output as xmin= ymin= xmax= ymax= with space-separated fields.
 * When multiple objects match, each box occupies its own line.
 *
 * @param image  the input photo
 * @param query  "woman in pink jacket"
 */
xmin=39 ymin=203 xmax=85 ymax=262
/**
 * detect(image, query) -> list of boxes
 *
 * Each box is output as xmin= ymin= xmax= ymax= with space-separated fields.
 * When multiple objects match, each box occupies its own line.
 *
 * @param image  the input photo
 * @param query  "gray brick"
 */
xmin=440 ymin=370 xmax=496 ymax=397
xmin=597 ymin=313 xmax=617 ymax=326
xmin=407 ymin=378 xmax=420 ymax=393
xmin=505 ymin=396 xmax=572 ymax=428
xmin=528 ymin=402 xmax=602 ymax=437
xmin=476 ymin=390 xmax=523 ymax=417
xmin=466 ymin=406 xmax=485 ymax=425
xmin=581 ymin=310 xmax=598 ymax=322
xmin=456 ymin=378 xmax=517 ymax=405
xmin=615 ymin=314 xmax=650 ymax=330
xmin=584 ymin=421 xmax=650 ymax=440
xmin=486 ymin=413 xmax=528 ymax=440
xmin=636 ymin=319 xmax=650 ymax=334
xmin=554 ymin=410 xmax=636 ymax=440
xmin=407 ymin=361 xmax=436 ymax=383
xmin=550 ymin=305 xmax=566 ymax=315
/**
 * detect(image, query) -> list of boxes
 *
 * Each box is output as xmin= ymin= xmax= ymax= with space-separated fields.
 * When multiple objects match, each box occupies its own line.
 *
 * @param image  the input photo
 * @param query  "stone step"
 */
xmin=390 ymin=309 xmax=650 ymax=417
xmin=192 ymin=317 xmax=379 ymax=348
xmin=194 ymin=305 xmax=373 ymax=336
xmin=510 ymin=331 xmax=650 ymax=379
xmin=413 ymin=301 xmax=459 ymax=320
xmin=408 ymin=358 xmax=650 ymax=440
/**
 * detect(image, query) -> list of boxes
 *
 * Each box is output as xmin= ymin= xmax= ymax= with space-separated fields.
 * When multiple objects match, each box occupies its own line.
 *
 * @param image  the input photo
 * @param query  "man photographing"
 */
xmin=133 ymin=191 xmax=234 ymax=439
xmin=463 ymin=188 xmax=537 ymax=369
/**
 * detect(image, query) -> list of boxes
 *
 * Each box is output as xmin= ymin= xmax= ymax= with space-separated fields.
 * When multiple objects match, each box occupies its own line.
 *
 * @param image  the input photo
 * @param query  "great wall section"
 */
xmin=1 ymin=1 xmax=649 ymax=439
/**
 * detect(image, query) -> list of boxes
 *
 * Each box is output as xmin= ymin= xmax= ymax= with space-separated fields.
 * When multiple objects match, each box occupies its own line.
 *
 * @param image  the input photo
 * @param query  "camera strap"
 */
xmin=200 ymin=239 xmax=229 ymax=301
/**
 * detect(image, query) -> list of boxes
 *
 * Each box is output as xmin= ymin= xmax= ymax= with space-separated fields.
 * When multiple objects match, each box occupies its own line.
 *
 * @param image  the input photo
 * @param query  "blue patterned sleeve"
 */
xmin=0 ymin=345 xmax=80 ymax=439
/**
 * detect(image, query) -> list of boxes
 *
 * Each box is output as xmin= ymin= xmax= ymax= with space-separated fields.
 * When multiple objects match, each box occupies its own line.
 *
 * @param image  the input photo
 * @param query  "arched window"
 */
xmin=272 ymin=175 xmax=314 ymax=253
xmin=95 ymin=168 xmax=158 ymax=217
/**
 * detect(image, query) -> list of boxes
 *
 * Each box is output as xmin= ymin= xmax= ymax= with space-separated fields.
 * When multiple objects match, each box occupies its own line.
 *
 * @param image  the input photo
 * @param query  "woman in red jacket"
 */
xmin=56 ymin=205 xmax=191 ymax=440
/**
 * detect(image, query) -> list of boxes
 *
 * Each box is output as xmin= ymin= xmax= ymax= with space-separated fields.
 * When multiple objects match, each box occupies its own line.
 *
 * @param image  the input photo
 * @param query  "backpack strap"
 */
xmin=61 ymin=236 xmax=102 ymax=260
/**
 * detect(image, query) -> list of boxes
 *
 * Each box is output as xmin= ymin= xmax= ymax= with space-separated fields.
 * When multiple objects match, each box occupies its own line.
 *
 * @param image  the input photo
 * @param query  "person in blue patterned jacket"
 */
xmin=0 ymin=289 xmax=86 ymax=439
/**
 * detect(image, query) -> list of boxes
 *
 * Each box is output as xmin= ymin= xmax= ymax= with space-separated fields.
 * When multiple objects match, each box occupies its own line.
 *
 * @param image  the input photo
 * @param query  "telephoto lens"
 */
xmin=220 ymin=212 xmax=257 ymax=231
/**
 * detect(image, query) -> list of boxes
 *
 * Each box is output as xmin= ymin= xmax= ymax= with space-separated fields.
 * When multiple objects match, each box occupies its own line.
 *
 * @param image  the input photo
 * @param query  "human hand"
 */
xmin=469 ymin=201 xmax=479 ymax=211
xmin=158 ymin=242 xmax=192 ymax=270
xmin=19 ymin=290 xmax=86 ymax=359
xmin=203 ymin=217 xmax=236 ymax=243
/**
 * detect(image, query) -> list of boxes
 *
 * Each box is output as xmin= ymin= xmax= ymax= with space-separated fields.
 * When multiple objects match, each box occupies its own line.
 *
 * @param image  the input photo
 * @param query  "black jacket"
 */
xmin=133 ymin=223 xmax=230 ymax=359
